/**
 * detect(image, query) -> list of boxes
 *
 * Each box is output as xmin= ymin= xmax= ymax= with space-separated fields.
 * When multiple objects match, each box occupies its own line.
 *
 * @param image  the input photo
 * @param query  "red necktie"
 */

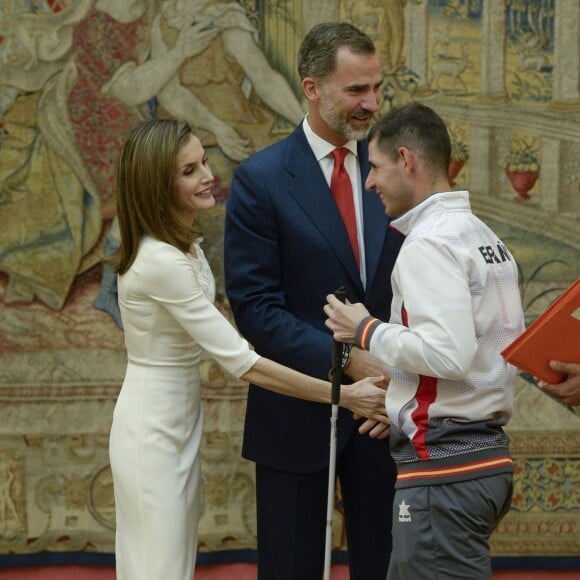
xmin=330 ymin=147 xmax=359 ymax=267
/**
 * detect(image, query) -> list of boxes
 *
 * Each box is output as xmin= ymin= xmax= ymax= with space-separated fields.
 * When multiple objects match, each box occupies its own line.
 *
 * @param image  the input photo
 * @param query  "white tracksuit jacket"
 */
xmin=355 ymin=190 xmax=525 ymax=488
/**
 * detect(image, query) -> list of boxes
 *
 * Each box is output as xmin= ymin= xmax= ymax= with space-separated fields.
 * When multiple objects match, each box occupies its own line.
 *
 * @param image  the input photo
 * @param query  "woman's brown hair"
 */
xmin=110 ymin=119 xmax=200 ymax=275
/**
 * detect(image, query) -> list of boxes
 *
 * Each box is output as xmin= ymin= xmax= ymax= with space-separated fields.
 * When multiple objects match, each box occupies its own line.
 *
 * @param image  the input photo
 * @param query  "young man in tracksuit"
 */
xmin=324 ymin=102 xmax=525 ymax=580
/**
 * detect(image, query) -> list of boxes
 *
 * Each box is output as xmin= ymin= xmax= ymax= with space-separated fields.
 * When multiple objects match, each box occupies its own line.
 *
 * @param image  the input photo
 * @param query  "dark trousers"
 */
xmin=387 ymin=473 xmax=513 ymax=580
xmin=254 ymin=431 xmax=397 ymax=580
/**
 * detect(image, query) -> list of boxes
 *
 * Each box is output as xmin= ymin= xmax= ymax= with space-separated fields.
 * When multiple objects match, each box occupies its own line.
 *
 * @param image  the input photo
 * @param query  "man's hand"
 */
xmin=344 ymin=347 xmax=390 ymax=382
xmin=357 ymin=418 xmax=390 ymax=439
xmin=324 ymin=294 xmax=370 ymax=343
xmin=537 ymin=361 xmax=580 ymax=406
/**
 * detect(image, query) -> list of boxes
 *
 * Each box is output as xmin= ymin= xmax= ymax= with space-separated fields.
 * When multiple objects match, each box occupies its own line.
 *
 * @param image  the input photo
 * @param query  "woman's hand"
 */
xmin=340 ymin=375 xmax=390 ymax=439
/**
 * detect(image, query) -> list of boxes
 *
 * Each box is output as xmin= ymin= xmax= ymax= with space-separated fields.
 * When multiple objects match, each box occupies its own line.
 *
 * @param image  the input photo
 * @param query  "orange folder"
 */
xmin=501 ymin=279 xmax=580 ymax=384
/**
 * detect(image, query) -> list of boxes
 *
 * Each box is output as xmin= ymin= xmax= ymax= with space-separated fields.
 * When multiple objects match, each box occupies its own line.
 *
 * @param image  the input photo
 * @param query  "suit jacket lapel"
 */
xmin=284 ymin=126 xmax=363 ymax=291
xmin=358 ymin=141 xmax=388 ymax=297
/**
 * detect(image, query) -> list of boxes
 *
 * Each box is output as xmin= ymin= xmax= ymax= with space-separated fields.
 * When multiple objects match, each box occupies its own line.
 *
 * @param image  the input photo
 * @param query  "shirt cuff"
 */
xmin=354 ymin=316 xmax=382 ymax=350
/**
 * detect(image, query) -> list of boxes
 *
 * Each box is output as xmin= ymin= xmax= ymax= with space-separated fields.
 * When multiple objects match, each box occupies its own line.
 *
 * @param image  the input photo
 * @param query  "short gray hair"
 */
xmin=298 ymin=22 xmax=376 ymax=81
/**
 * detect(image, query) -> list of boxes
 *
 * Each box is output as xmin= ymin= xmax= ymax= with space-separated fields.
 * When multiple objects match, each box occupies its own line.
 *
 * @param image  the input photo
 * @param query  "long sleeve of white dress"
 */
xmin=119 ymin=236 xmax=259 ymax=377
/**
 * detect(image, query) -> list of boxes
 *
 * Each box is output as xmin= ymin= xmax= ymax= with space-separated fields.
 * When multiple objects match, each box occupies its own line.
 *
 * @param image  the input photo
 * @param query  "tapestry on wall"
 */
xmin=1 ymin=0 xmax=579 ymax=566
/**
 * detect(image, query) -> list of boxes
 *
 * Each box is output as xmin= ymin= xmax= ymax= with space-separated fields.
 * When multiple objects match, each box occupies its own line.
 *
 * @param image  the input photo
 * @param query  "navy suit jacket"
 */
xmin=224 ymin=124 xmax=403 ymax=473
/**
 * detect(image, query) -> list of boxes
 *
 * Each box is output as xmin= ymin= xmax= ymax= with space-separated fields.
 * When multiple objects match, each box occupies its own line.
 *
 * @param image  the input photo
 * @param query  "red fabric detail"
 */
xmin=401 ymin=304 xmax=408 ymax=327
xmin=47 ymin=0 xmax=67 ymax=13
xmin=396 ymin=455 xmax=513 ymax=481
xmin=410 ymin=375 xmax=438 ymax=459
xmin=330 ymin=148 xmax=359 ymax=267
xmin=401 ymin=305 xmax=437 ymax=459
xmin=359 ymin=317 xmax=379 ymax=349
xmin=68 ymin=10 xmax=149 ymax=218
xmin=401 ymin=305 xmax=436 ymax=460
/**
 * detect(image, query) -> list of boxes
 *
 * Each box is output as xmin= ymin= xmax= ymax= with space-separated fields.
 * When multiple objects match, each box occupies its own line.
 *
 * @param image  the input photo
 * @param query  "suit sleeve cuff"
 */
xmin=354 ymin=316 xmax=382 ymax=350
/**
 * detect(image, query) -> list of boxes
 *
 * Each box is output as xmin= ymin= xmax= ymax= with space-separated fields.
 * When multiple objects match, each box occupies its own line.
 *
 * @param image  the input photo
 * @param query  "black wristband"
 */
xmin=341 ymin=343 xmax=353 ymax=370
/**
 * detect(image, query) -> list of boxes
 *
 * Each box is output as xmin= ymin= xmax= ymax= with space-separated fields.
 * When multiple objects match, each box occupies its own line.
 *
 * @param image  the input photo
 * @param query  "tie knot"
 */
xmin=332 ymin=147 xmax=349 ymax=166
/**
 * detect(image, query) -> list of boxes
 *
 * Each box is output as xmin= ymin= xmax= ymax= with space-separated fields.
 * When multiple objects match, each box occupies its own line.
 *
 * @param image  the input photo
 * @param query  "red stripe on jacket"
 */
xmin=401 ymin=304 xmax=438 ymax=460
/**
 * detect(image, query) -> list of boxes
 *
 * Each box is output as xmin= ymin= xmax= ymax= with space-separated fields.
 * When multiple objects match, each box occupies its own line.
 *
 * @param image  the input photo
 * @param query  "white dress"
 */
xmin=109 ymin=236 xmax=259 ymax=580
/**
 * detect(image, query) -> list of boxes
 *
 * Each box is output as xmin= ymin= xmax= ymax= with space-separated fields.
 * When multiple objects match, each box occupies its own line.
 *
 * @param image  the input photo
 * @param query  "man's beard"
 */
xmin=319 ymin=96 xmax=374 ymax=141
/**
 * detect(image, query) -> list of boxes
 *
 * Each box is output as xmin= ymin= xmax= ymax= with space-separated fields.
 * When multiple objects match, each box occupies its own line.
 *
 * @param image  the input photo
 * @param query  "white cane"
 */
xmin=323 ymin=287 xmax=347 ymax=580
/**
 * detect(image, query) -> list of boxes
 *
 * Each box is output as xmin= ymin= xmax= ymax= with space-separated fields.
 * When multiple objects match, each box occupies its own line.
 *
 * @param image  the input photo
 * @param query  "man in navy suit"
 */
xmin=224 ymin=22 xmax=403 ymax=580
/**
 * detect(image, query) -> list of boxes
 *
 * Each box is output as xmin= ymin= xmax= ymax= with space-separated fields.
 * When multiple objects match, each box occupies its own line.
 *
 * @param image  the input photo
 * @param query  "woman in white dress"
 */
xmin=108 ymin=119 xmax=390 ymax=580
